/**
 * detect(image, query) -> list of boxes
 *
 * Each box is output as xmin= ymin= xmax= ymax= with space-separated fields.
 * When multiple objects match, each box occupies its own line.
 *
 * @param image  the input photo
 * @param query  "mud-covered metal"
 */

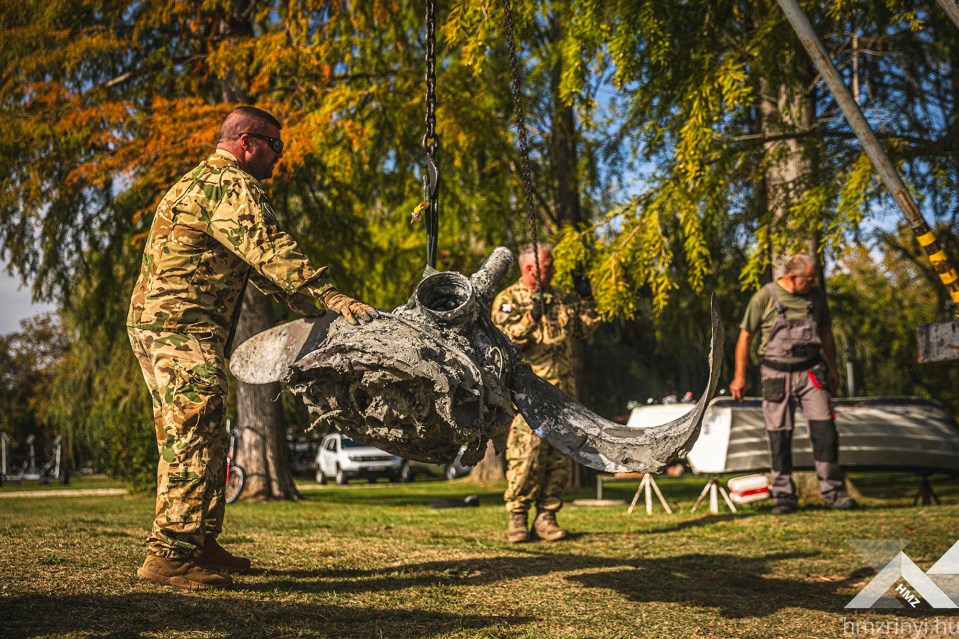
xmin=284 ymin=248 xmax=519 ymax=466
xmin=513 ymin=294 xmax=724 ymax=473
xmin=230 ymin=314 xmax=336 ymax=385
xmin=231 ymin=247 xmax=724 ymax=471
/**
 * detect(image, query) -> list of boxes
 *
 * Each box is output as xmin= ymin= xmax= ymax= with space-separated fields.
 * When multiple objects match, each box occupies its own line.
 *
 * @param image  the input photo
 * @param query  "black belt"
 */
xmin=760 ymin=355 xmax=822 ymax=373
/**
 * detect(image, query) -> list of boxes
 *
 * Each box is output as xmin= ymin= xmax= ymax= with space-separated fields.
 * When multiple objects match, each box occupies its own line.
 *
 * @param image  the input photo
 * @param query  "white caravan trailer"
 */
xmin=627 ymin=397 xmax=959 ymax=475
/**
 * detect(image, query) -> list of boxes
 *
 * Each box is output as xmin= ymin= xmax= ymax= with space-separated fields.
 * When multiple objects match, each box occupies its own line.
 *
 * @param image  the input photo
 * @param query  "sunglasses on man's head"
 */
xmin=243 ymin=132 xmax=284 ymax=155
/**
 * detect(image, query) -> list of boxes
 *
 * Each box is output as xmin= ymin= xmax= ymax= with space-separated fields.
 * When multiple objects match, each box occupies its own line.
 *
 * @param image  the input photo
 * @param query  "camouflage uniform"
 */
xmin=491 ymin=281 xmax=600 ymax=513
xmin=128 ymin=149 xmax=332 ymax=559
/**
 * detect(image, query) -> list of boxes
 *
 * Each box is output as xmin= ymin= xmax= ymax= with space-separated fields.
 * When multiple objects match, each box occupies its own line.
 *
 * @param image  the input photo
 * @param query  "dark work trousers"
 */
xmin=760 ymin=364 xmax=845 ymax=505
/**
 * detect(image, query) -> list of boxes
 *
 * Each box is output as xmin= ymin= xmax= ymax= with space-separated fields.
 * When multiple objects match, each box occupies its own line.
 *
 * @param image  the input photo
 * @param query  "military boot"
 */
xmin=137 ymin=555 xmax=232 ymax=591
xmin=198 ymin=536 xmax=252 ymax=573
xmin=507 ymin=510 xmax=530 ymax=543
xmin=532 ymin=510 xmax=568 ymax=542
xmin=823 ymin=490 xmax=858 ymax=510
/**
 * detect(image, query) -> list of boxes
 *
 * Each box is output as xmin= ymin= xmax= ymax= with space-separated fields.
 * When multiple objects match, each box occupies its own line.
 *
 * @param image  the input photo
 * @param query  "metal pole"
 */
xmin=935 ymin=0 xmax=959 ymax=31
xmin=776 ymin=0 xmax=959 ymax=306
xmin=844 ymin=345 xmax=856 ymax=397
xmin=1 ymin=433 xmax=7 ymax=476
xmin=53 ymin=435 xmax=62 ymax=480
xmin=26 ymin=434 xmax=35 ymax=474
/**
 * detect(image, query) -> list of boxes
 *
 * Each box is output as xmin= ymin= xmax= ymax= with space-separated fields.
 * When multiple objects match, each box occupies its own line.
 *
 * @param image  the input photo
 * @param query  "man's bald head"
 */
xmin=216 ymin=106 xmax=283 ymax=181
xmin=518 ymin=242 xmax=553 ymax=267
xmin=216 ymin=106 xmax=281 ymax=144
xmin=780 ymin=252 xmax=819 ymax=294
xmin=518 ymin=242 xmax=555 ymax=291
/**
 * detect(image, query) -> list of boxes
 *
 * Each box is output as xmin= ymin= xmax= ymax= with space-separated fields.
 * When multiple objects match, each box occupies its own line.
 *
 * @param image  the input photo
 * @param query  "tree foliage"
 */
xmin=830 ymin=230 xmax=959 ymax=407
xmin=538 ymin=1 xmax=958 ymax=315
xmin=0 ymin=1 xmax=558 ymax=481
xmin=2 ymin=0 xmax=958 ymax=483
xmin=0 ymin=314 xmax=68 ymax=466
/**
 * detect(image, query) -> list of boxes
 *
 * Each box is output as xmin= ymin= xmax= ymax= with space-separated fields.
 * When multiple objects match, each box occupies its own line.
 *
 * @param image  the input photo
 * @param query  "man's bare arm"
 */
xmin=729 ymin=329 xmax=753 ymax=401
xmin=819 ymin=324 xmax=840 ymax=394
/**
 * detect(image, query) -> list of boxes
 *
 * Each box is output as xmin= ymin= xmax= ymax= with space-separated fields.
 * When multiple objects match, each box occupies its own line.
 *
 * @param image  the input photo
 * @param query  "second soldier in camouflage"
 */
xmin=492 ymin=242 xmax=600 ymax=542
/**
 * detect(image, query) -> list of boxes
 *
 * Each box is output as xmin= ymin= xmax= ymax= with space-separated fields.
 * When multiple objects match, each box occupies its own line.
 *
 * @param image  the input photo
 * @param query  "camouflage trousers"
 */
xmin=128 ymin=328 xmax=228 ymax=559
xmin=504 ymin=415 xmax=572 ymax=513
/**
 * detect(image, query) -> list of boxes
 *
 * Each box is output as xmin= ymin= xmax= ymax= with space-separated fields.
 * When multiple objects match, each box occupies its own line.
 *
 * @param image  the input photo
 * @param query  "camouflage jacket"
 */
xmin=491 ymin=280 xmax=601 ymax=394
xmin=127 ymin=150 xmax=331 ymax=342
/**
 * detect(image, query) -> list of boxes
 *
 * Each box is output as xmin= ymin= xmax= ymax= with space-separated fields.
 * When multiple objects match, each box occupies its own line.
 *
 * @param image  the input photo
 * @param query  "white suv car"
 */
xmin=314 ymin=433 xmax=403 ymax=485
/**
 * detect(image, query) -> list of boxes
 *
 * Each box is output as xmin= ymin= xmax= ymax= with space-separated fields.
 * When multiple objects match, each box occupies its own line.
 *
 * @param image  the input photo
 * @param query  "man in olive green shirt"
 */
xmin=730 ymin=254 xmax=855 ymax=514
xmin=128 ymin=106 xmax=378 ymax=590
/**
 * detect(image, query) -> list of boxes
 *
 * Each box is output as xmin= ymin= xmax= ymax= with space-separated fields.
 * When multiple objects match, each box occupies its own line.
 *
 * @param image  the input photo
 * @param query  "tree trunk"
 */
xmin=468 ymin=9 xmax=591 ymax=487
xmin=233 ymin=285 xmax=298 ymax=500
xmin=759 ymin=54 xmax=817 ymax=278
xmin=218 ymin=0 xmax=297 ymax=500
xmin=548 ymin=9 xmax=595 ymax=490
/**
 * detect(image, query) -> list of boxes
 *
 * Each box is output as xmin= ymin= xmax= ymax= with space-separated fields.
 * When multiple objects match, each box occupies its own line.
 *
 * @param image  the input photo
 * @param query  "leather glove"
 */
xmin=530 ymin=293 xmax=546 ymax=322
xmin=572 ymin=270 xmax=593 ymax=300
xmin=321 ymin=289 xmax=379 ymax=325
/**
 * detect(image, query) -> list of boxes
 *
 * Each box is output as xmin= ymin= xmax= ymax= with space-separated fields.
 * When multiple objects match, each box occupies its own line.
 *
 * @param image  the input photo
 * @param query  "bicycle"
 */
xmin=225 ymin=424 xmax=245 ymax=504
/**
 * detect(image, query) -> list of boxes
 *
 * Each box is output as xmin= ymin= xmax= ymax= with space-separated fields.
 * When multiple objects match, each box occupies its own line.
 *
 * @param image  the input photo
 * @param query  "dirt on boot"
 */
xmin=508 ymin=510 xmax=530 ymax=543
xmin=137 ymin=555 xmax=233 ymax=591
xmin=533 ymin=510 xmax=568 ymax=541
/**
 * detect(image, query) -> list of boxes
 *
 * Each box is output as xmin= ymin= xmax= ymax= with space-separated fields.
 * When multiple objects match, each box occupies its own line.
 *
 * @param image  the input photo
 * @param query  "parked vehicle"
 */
xmin=314 ymin=433 xmax=403 ymax=485
xmin=287 ymin=434 xmax=322 ymax=476
xmin=399 ymin=451 xmax=472 ymax=482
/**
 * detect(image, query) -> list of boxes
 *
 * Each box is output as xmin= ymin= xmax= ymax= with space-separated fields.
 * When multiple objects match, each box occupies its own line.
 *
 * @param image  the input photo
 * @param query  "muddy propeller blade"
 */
xmin=511 ymin=294 xmax=725 ymax=473
xmin=229 ymin=314 xmax=337 ymax=384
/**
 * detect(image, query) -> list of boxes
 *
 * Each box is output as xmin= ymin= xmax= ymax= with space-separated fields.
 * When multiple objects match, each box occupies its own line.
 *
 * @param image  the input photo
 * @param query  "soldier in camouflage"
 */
xmin=492 ymin=243 xmax=601 ymax=542
xmin=128 ymin=106 xmax=378 ymax=590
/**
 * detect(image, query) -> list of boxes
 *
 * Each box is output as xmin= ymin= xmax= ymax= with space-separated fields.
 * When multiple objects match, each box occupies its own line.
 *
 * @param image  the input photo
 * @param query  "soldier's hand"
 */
xmin=530 ymin=293 xmax=546 ymax=322
xmin=729 ymin=376 xmax=746 ymax=402
xmin=321 ymin=289 xmax=379 ymax=326
xmin=572 ymin=270 xmax=593 ymax=300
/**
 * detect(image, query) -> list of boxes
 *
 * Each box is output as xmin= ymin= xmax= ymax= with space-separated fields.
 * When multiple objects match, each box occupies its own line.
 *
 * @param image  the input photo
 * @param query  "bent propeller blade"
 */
xmin=229 ymin=314 xmax=337 ymax=384
xmin=511 ymin=294 xmax=725 ymax=473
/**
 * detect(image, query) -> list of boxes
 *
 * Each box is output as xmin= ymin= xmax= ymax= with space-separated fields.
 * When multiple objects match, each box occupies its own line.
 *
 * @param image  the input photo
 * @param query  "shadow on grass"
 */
xmin=568 ymin=554 xmax=869 ymax=619
xmin=240 ymin=550 xmax=879 ymax=618
xmin=639 ymin=512 xmax=761 ymax=535
xmin=0 ymin=592 xmax=532 ymax=639
xmin=249 ymin=552 xmax=941 ymax=619
xmin=300 ymin=487 xmax=506 ymax=508
xmin=569 ymin=558 xmax=951 ymax=620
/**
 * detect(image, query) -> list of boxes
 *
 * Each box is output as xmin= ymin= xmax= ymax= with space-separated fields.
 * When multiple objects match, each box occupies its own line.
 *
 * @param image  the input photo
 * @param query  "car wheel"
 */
xmin=315 ymin=466 xmax=327 ymax=485
xmin=444 ymin=465 xmax=458 ymax=481
xmin=335 ymin=465 xmax=347 ymax=486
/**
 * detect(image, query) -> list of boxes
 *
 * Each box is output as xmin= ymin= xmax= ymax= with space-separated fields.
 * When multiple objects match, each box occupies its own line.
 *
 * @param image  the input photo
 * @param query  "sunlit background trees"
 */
xmin=1 ymin=1 xmax=956 ymax=489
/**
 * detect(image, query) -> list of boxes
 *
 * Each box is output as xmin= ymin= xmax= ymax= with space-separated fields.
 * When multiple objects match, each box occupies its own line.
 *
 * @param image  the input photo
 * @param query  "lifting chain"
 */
xmin=500 ymin=0 xmax=543 ymax=297
xmin=422 ymin=0 xmax=440 ymax=269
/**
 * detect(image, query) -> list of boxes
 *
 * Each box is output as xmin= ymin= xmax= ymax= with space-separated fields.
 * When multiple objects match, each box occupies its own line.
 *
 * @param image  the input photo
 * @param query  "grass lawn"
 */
xmin=0 ymin=473 xmax=128 ymax=493
xmin=1 ymin=472 xmax=957 ymax=639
